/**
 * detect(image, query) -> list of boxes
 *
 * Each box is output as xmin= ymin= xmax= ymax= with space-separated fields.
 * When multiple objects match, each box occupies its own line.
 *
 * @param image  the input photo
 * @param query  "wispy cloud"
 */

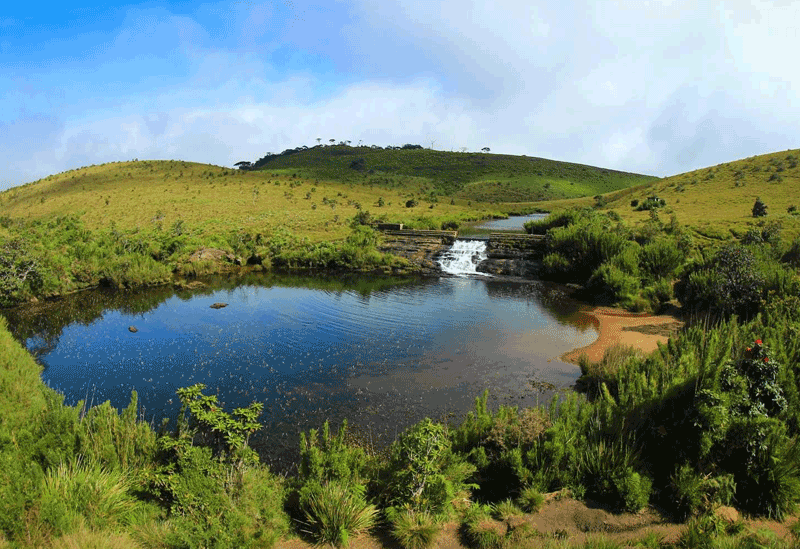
xmin=1 ymin=0 xmax=798 ymax=190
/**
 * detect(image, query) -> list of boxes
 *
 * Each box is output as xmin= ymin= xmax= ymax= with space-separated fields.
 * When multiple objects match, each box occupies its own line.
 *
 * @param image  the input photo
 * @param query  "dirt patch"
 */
xmin=561 ymin=307 xmax=685 ymax=364
xmin=279 ymin=496 xmax=798 ymax=548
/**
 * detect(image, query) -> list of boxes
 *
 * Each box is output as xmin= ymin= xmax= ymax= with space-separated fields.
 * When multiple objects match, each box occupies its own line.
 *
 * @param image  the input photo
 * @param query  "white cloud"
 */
xmin=2 ymin=0 xmax=799 ymax=191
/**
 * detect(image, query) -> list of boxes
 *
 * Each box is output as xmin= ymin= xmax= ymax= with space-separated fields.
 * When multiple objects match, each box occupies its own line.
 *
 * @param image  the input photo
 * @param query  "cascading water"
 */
xmin=438 ymin=239 xmax=491 ymax=276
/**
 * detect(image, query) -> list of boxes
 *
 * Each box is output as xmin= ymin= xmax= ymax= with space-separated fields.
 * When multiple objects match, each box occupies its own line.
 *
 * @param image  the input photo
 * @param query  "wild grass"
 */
xmin=300 ymin=481 xmax=378 ymax=547
xmin=389 ymin=509 xmax=441 ymax=549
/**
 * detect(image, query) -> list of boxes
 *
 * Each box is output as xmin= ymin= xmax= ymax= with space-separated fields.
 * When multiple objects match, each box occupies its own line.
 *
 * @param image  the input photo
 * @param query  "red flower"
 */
xmin=746 ymin=347 xmax=752 ymax=352
xmin=763 ymin=357 xmax=769 ymax=363
xmin=756 ymin=339 xmax=763 ymax=345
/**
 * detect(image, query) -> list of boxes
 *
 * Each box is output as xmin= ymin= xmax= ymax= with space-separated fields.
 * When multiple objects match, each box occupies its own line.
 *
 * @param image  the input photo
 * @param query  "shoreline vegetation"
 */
xmin=2 ymin=147 xmax=800 ymax=548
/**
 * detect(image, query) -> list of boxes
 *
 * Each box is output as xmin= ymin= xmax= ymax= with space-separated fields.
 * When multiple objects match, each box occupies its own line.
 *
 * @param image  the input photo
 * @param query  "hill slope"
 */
xmin=531 ymin=149 xmax=800 ymax=242
xmin=245 ymin=145 xmax=659 ymax=203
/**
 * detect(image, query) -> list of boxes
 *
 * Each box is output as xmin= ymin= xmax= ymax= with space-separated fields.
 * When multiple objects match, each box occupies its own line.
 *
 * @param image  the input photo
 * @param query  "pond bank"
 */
xmin=560 ymin=306 xmax=684 ymax=364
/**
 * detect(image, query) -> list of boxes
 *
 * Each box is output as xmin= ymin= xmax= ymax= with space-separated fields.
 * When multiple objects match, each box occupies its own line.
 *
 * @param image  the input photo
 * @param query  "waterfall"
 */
xmin=438 ymin=240 xmax=490 ymax=277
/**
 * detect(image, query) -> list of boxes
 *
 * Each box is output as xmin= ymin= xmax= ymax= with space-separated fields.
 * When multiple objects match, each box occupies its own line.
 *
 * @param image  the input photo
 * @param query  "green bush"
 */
xmin=388 ymin=508 xmax=441 ymax=549
xmin=299 ymin=480 xmax=377 ymax=548
xmin=586 ymin=263 xmax=641 ymax=305
xmin=670 ymin=464 xmax=734 ymax=520
xmin=515 ymin=486 xmax=545 ymax=513
xmin=675 ymin=244 xmax=765 ymax=318
xmin=543 ymin=218 xmax=630 ymax=282
xmin=752 ymin=197 xmax=768 ymax=217
xmin=638 ymin=237 xmax=686 ymax=281
xmin=39 ymin=461 xmax=140 ymax=537
xmin=384 ymin=418 xmax=475 ymax=515
xmin=579 ymin=437 xmax=651 ymax=512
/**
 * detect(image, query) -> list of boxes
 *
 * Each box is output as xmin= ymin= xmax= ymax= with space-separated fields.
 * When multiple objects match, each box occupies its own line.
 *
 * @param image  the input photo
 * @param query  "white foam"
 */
xmin=438 ymin=240 xmax=491 ymax=277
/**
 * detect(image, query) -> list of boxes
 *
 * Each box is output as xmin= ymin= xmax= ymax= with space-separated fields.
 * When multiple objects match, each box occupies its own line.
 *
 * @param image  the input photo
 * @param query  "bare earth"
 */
xmin=560 ymin=307 xmax=684 ymax=364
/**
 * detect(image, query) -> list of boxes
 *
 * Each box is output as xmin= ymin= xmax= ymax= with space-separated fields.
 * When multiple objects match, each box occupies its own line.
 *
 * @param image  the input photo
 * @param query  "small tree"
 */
xmin=316 ymin=137 xmax=321 ymax=145
xmin=752 ymin=197 xmax=768 ymax=217
xmin=481 ymin=147 xmax=490 ymax=153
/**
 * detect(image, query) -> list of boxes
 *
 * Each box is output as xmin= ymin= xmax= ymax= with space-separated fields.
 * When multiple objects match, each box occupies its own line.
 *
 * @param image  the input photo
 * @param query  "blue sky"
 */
xmin=2 ymin=0 xmax=799 ymax=190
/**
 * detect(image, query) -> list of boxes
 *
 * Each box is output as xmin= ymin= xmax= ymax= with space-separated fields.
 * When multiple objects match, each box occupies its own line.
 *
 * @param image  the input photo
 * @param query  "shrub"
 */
xmin=543 ymin=219 xmax=630 ymax=282
xmin=636 ymin=196 xmax=666 ymax=211
xmin=579 ymin=437 xmax=652 ymax=512
xmin=490 ymin=499 xmax=522 ymax=521
xmin=669 ymin=464 xmax=735 ymax=520
xmin=405 ymin=199 xmax=418 ymax=208
xmin=675 ymin=244 xmax=765 ymax=318
xmin=638 ymin=237 xmax=686 ymax=281
xmin=385 ymin=418 xmax=475 ymax=515
xmin=586 ymin=263 xmax=640 ymax=305
xmin=300 ymin=481 xmax=377 ymax=548
xmin=516 ymin=486 xmax=545 ymax=513
xmin=39 ymin=461 xmax=140 ymax=537
xmin=752 ymin=197 xmax=768 ymax=217
xmin=389 ymin=508 xmax=441 ymax=549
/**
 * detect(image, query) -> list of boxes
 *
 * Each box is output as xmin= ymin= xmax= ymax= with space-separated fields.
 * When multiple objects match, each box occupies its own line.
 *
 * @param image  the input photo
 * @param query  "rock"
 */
xmin=188 ymin=248 xmax=236 ymax=263
xmin=210 ymin=303 xmax=228 ymax=309
xmin=128 ymin=326 xmax=138 ymax=333
xmin=29 ymin=296 xmax=39 ymax=303
xmin=714 ymin=505 xmax=740 ymax=523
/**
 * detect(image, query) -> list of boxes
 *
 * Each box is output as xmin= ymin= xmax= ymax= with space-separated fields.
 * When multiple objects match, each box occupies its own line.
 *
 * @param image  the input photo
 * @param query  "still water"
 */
xmin=5 ymin=272 xmax=596 ymax=471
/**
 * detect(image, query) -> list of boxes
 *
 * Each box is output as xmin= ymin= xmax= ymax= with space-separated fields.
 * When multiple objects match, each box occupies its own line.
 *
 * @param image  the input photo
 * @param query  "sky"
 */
xmin=1 ymin=0 xmax=799 ymax=191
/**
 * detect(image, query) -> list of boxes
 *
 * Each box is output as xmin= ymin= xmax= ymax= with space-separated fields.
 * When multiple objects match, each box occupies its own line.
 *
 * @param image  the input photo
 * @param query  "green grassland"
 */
xmin=246 ymin=145 xmax=658 ymax=200
xmin=526 ymin=149 xmax=800 ymax=242
xmin=0 ymin=159 xmax=485 ymax=243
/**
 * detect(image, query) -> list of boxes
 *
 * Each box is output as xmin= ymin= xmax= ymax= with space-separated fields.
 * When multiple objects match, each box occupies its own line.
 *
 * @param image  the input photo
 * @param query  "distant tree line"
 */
xmin=236 ymin=143 xmax=426 ymax=170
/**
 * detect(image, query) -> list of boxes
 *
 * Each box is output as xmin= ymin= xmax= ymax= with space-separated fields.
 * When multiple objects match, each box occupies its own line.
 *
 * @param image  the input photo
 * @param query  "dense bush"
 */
xmin=675 ymin=244 xmax=765 ymax=318
xmin=752 ymin=197 xmax=768 ymax=217
xmin=383 ymin=418 xmax=475 ymax=516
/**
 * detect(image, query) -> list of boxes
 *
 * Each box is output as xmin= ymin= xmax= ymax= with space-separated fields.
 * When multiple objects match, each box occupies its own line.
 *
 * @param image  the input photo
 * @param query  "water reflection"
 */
xmin=2 ymin=272 xmax=596 ymax=472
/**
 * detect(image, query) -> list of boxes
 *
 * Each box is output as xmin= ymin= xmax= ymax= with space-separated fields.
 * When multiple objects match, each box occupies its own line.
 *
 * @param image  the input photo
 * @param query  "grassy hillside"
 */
xmin=525 ymin=149 xmax=800 ymax=242
xmin=246 ymin=144 xmax=659 ymax=202
xmin=0 ymin=160 xmax=487 ymax=242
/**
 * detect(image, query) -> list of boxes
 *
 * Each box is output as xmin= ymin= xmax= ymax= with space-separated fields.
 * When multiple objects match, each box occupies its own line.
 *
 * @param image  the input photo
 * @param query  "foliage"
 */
xmin=388 ymin=508 xmax=441 ymax=549
xmin=515 ymin=486 xmax=545 ymax=513
xmin=578 ymin=437 xmax=652 ymax=512
xmin=635 ymin=196 xmax=666 ymax=211
xmin=752 ymin=197 xmax=768 ymax=217
xmin=670 ymin=464 xmax=735 ymax=520
xmin=0 ymin=238 xmax=42 ymax=305
xmin=384 ymin=418 xmax=475 ymax=516
xmin=675 ymin=244 xmax=765 ymax=319
xmin=299 ymin=480 xmax=377 ymax=548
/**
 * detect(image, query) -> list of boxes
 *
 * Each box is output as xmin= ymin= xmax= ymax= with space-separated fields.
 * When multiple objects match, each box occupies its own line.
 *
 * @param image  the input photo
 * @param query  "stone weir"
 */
xmin=378 ymin=229 xmax=458 ymax=274
xmin=476 ymin=233 xmax=546 ymax=277
xmin=378 ymin=227 xmax=546 ymax=278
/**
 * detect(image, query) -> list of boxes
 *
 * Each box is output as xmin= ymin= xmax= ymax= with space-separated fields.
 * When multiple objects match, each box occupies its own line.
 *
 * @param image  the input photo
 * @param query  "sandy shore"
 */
xmin=560 ymin=307 xmax=684 ymax=364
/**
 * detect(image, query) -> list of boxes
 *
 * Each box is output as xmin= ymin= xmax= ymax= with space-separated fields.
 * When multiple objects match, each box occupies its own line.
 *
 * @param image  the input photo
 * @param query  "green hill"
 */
xmin=529 ymin=149 xmax=800 ymax=242
xmin=244 ymin=144 xmax=659 ymax=203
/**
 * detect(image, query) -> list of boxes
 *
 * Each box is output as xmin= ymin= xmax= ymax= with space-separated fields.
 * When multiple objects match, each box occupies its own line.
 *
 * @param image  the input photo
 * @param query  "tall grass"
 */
xmin=39 ymin=460 xmax=140 ymax=536
xmin=300 ymin=481 xmax=378 ymax=548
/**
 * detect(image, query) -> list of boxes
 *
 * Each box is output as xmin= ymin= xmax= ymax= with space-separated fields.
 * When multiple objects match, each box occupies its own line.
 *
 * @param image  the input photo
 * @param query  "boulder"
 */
xmin=188 ymin=248 xmax=236 ymax=263
xmin=128 ymin=326 xmax=138 ymax=333
xmin=210 ymin=303 xmax=228 ymax=309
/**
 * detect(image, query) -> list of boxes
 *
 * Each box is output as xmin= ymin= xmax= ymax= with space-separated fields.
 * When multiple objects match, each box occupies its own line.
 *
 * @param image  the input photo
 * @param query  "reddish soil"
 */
xmin=560 ymin=306 xmax=684 ymax=364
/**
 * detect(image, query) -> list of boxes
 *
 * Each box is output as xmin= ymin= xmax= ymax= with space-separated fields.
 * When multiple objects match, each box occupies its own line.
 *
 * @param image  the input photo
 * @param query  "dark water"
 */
xmin=466 ymin=213 xmax=548 ymax=232
xmin=4 ymin=272 xmax=596 ymax=471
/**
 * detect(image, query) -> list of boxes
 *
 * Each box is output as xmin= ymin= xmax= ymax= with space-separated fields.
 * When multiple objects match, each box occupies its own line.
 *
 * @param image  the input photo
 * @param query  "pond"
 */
xmin=462 ymin=213 xmax=548 ymax=234
xmin=4 ymin=271 xmax=596 ymax=472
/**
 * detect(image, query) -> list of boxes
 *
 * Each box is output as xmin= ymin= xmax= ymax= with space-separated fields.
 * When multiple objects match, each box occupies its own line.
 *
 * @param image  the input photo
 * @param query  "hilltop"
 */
xmin=243 ymin=144 xmax=658 ymax=203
